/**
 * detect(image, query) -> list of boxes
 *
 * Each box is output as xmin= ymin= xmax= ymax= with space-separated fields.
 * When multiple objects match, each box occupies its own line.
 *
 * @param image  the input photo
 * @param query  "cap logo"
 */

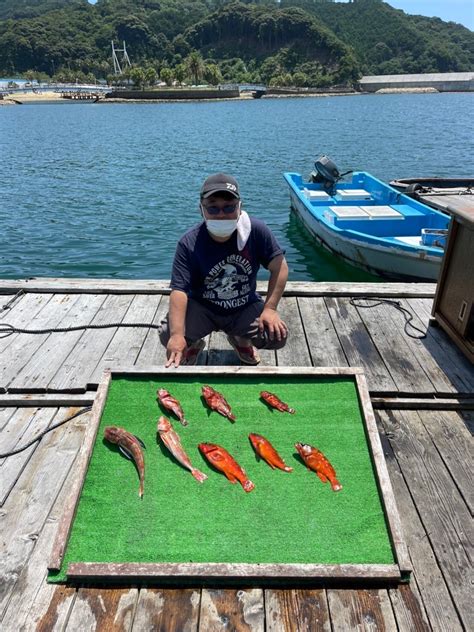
xmin=226 ymin=183 xmax=237 ymax=192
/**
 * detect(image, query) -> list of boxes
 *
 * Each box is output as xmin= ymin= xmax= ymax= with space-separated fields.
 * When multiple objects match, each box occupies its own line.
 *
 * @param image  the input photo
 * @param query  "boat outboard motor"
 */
xmin=310 ymin=155 xmax=350 ymax=194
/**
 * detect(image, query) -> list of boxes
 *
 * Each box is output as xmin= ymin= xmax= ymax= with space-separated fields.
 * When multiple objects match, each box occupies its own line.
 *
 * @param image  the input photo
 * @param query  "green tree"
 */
xmin=160 ymin=67 xmax=173 ymax=86
xmin=203 ymin=63 xmax=222 ymax=86
xmin=145 ymin=66 xmax=158 ymax=87
xmin=186 ymin=51 xmax=204 ymax=85
xmin=129 ymin=67 xmax=146 ymax=89
xmin=173 ymin=63 xmax=187 ymax=86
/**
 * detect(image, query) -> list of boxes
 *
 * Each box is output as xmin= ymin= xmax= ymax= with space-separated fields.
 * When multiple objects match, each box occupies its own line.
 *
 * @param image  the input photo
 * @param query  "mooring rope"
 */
xmin=349 ymin=297 xmax=427 ymax=339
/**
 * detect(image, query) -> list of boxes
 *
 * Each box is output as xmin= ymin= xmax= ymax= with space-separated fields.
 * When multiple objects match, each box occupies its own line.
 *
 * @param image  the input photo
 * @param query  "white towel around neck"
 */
xmin=236 ymin=210 xmax=251 ymax=251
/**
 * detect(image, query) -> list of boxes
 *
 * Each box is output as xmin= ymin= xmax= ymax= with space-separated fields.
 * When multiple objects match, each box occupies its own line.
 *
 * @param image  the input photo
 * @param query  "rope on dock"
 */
xmin=0 ymin=321 xmax=162 ymax=339
xmin=349 ymin=297 xmax=427 ymax=339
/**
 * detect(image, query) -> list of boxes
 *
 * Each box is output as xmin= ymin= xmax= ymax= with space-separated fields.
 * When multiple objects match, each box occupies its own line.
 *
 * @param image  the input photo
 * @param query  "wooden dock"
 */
xmin=0 ymin=279 xmax=472 ymax=631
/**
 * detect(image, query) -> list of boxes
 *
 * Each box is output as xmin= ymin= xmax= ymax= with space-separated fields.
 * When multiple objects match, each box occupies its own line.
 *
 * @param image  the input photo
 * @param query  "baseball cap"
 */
xmin=200 ymin=173 xmax=240 ymax=199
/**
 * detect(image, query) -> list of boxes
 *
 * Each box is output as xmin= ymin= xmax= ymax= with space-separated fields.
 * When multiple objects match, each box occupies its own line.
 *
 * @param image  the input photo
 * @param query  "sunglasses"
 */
xmin=202 ymin=202 xmax=239 ymax=215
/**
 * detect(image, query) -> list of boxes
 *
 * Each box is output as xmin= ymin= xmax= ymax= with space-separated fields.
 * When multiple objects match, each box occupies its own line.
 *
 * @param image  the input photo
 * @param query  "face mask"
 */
xmin=205 ymin=218 xmax=239 ymax=238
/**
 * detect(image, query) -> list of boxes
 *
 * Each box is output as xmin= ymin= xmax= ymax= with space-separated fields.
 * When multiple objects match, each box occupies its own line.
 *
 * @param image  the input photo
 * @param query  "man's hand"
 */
xmin=258 ymin=307 xmax=288 ymax=342
xmin=165 ymin=334 xmax=187 ymax=368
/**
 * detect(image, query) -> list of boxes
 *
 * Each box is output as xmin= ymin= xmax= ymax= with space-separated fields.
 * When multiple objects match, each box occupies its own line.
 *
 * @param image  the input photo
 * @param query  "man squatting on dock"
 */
xmin=160 ymin=173 xmax=289 ymax=367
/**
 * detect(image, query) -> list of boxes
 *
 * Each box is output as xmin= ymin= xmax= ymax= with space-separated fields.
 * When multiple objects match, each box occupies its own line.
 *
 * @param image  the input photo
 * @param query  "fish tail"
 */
xmin=228 ymin=413 xmax=236 ymax=422
xmin=191 ymin=468 xmax=208 ymax=483
xmin=180 ymin=418 xmax=189 ymax=426
xmin=139 ymin=480 xmax=144 ymax=498
xmin=243 ymin=479 xmax=255 ymax=492
xmin=283 ymin=466 xmax=293 ymax=472
xmin=331 ymin=479 xmax=343 ymax=492
xmin=288 ymin=407 xmax=296 ymax=414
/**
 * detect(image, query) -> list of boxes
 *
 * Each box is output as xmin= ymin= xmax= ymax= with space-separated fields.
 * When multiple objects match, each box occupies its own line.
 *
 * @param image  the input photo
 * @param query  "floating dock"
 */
xmin=0 ymin=280 xmax=472 ymax=630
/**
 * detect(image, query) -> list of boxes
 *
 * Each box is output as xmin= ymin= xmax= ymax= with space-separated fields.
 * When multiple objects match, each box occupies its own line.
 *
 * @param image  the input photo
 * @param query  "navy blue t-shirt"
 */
xmin=170 ymin=218 xmax=284 ymax=313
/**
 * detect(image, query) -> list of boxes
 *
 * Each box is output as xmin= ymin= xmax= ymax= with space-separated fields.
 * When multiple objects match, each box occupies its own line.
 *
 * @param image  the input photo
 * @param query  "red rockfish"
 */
xmin=295 ymin=442 xmax=342 ymax=491
xmin=157 ymin=388 xmax=188 ymax=426
xmin=198 ymin=442 xmax=254 ymax=492
xmin=249 ymin=433 xmax=293 ymax=472
xmin=260 ymin=391 xmax=295 ymax=414
xmin=201 ymin=385 xmax=236 ymax=422
xmin=157 ymin=416 xmax=207 ymax=483
xmin=104 ymin=426 xmax=146 ymax=497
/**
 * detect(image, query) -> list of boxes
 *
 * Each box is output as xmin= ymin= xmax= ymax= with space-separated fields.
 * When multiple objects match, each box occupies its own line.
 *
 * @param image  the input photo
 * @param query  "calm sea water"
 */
xmin=1 ymin=92 xmax=473 ymax=281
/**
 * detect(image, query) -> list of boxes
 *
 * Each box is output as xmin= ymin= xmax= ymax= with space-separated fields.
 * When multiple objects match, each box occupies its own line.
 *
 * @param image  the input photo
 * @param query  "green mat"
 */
xmin=49 ymin=374 xmax=395 ymax=582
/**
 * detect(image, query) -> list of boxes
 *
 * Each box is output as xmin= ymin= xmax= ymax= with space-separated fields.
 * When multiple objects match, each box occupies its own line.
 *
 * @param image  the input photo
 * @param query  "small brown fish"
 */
xmin=260 ymin=391 xmax=295 ymax=414
xmin=201 ymin=385 xmax=236 ymax=422
xmin=249 ymin=433 xmax=293 ymax=472
xmin=295 ymin=442 xmax=342 ymax=491
xmin=157 ymin=388 xmax=188 ymax=426
xmin=199 ymin=442 xmax=254 ymax=492
xmin=104 ymin=426 xmax=146 ymax=497
xmin=157 ymin=416 xmax=207 ymax=482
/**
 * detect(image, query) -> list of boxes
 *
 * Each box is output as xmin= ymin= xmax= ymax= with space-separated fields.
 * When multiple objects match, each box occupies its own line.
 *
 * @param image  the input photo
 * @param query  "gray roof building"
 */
xmin=359 ymin=72 xmax=474 ymax=92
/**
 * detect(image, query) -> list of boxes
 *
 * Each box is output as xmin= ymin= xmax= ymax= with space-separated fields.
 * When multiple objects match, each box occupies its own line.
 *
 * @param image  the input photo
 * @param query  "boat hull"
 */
xmin=288 ymin=188 xmax=442 ymax=282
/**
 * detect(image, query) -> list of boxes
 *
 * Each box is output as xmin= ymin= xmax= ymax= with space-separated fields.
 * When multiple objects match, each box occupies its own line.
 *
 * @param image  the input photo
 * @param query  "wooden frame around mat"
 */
xmin=48 ymin=366 xmax=412 ymax=584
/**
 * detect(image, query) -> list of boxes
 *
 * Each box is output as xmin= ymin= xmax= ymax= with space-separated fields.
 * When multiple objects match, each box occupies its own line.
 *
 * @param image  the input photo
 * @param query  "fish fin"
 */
xmin=224 ymin=472 xmax=238 ymax=483
xmin=243 ymin=479 xmax=255 ymax=492
xmin=330 ymin=479 xmax=343 ymax=492
xmin=191 ymin=468 xmax=208 ymax=483
xmin=134 ymin=435 xmax=146 ymax=449
xmin=119 ymin=446 xmax=133 ymax=460
xmin=268 ymin=462 xmax=276 ymax=470
xmin=317 ymin=472 xmax=328 ymax=484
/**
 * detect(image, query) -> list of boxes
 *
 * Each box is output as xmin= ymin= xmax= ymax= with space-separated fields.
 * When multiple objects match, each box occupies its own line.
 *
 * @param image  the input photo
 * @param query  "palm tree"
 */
xmin=186 ymin=51 xmax=205 ymax=86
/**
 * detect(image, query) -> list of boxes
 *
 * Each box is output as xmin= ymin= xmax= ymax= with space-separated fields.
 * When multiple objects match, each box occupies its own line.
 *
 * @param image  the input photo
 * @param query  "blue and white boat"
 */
xmin=283 ymin=157 xmax=450 ymax=281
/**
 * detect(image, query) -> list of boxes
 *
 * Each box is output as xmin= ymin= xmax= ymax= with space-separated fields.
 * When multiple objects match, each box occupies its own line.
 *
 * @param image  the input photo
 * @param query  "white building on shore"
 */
xmin=359 ymin=72 xmax=474 ymax=92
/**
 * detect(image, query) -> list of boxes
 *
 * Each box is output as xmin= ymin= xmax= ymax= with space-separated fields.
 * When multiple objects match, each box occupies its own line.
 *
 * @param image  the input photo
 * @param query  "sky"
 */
xmin=86 ymin=0 xmax=473 ymax=30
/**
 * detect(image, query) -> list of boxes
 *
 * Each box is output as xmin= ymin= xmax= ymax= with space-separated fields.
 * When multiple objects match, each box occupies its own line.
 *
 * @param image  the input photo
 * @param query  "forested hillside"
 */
xmin=0 ymin=0 xmax=472 ymax=86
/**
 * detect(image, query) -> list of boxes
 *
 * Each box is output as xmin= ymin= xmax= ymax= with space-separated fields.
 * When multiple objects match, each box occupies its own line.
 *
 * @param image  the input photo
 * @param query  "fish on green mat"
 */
xmin=157 ymin=388 xmax=188 ymax=426
xmin=199 ymin=442 xmax=255 ymax=492
xmin=295 ymin=442 xmax=342 ymax=492
xmin=260 ymin=391 xmax=295 ymax=413
xmin=157 ymin=416 xmax=207 ymax=483
xmin=201 ymin=385 xmax=236 ymax=422
xmin=249 ymin=433 xmax=293 ymax=472
xmin=103 ymin=426 xmax=146 ymax=498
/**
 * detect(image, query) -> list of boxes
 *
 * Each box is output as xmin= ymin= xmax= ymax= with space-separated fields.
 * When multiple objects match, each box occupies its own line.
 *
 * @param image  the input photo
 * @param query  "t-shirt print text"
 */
xmin=203 ymin=254 xmax=252 ymax=309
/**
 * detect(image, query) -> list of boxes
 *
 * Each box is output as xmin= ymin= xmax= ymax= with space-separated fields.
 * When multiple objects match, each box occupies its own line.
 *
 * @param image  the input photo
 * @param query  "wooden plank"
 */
xmin=326 ymin=589 xmax=397 ymax=631
xmin=324 ymin=297 xmax=397 ymax=393
xmin=87 ymin=293 xmax=162 ymax=385
xmin=7 ymin=294 xmax=106 ymax=392
xmin=417 ymin=409 xmax=474 ymax=514
xmin=47 ymin=294 xmax=133 ymax=392
xmin=131 ymin=588 xmax=200 ymax=631
xmin=0 ymin=407 xmax=17 ymax=432
xmin=208 ymin=331 xmax=240 ymax=366
xmin=66 ymin=562 xmax=401 ymax=582
xmin=376 ymin=411 xmax=463 ymax=631
xmin=371 ymin=397 xmax=474 ymax=410
xmin=298 ymin=297 xmax=348 ymax=367
xmin=0 ymin=392 xmax=96 ymax=407
xmin=63 ymin=588 xmax=138 ymax=631
xmin=34 ymin=586 xmax=76 ymax=632
xmin=0 ymin=408 xmax=57 ymax=506
xmin=275 ymin=297 xmax=312 ymax=366
xmin=388 ymin=585 xmax=432 ymax=632
xmin=0 ymin=292 xmax=52 ymax=356
xmin=199 ymin=589 xmax=264 ymax=632
xmin=0 ymin=293 xmax=81 ymax=393
xmin=134 ymin=295 xmax=168 ymax=367
xmin=0 ymin=278 xmax=437 ymax=297
xmin=379 ymin=409 xmax=473 ymax=628
xmin=49 ymin=373 xmax=110 ymax=570
xmin=0 ymin=407 xmax=89 ymax=616
xmin=265 ymin=589 xmax=330 ymax=631
xmin=407 ymin=298 xmax=474 ymax=392
xmin=352 ymin=298 xmax=436 ymax=394
xmin=355 ymin=374 xmax=411 ymax=577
